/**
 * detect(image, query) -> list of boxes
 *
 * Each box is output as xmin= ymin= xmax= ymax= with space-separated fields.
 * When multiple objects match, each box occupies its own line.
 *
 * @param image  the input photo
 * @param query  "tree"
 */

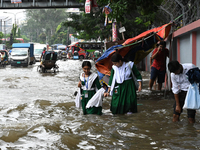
xmin=20 ymin=9 xmax=68 ymax=44
xmin=17 ymin=28 xmax=21 ymax=38
xmin=21 ymin=35 xmax=30 ymax=43
xmin=63 ymin=9 xmax=111 ymax=41
xmin=49 ymin=22 xmax=75 ymax=45
xmin=11 ymin=24 xmax=18 ymax=38
xmin=0 ymin=32 xmax=3 ymax=44
xmin=63 ymin=0 xmax=164 ymax=41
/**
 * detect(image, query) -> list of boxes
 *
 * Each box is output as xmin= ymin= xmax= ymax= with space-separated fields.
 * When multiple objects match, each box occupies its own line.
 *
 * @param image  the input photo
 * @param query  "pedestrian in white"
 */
xmin=168 ymin=60 xmax=196 ymax=123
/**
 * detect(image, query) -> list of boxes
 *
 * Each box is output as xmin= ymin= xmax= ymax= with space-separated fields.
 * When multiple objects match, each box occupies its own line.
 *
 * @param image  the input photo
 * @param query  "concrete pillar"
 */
xmin=192 ymin=32 xmax=197 ymax=65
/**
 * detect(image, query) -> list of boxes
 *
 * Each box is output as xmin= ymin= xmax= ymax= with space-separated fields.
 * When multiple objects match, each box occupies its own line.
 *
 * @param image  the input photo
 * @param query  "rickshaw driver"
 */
xmin=0 ymin=52 xmax=5 ymax=62
xmin=40 ymin=47 xmax=46 ymax=64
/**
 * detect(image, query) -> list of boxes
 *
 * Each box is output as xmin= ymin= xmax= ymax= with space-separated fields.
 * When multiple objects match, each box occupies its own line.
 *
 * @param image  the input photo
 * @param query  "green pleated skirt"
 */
xmin=110 ymin=79 xmax=137 ymax=114
xmin=81 ymin=90 xmax=102 ymax=115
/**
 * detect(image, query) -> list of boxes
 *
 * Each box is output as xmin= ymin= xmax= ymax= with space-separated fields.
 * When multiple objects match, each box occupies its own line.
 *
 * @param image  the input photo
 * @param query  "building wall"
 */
xmin=168 ymin=19 xmax=200 ymax=90
xmin=145 ymin=19 xmax=200 ymax=71
xmin=179 ymin=34 xmax=192 ymax=63
xmin=172 ymin=19 xmax=200 ymax=67
xmin=174 ymin=31 xmax=200 ymax=66
xmin=144 ymin=19 xmax=200 ymax=90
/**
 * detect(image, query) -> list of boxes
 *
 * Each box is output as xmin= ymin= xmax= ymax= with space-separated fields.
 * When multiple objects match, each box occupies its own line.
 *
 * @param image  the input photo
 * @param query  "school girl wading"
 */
xmin=104 ymin=52 xmax=142 ymax=114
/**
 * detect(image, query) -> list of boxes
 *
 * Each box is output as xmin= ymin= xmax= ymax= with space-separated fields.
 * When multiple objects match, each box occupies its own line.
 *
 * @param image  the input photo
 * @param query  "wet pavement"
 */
xmin=0 ymin=60 xmax=200 ymax=149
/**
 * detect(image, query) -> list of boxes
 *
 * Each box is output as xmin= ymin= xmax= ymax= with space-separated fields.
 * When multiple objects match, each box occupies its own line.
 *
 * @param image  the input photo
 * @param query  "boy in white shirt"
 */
xmin=168 ymin=60 xmax=196 ymax=123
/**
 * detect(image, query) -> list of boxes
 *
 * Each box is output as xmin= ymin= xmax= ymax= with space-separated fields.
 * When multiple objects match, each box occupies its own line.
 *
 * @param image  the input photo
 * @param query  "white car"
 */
xmin=34 ymin=44 xmax=47 ymax=62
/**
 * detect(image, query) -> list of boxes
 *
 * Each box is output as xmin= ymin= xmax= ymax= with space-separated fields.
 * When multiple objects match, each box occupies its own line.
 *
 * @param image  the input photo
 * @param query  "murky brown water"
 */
xmin=0 ymin=60 xmax=200 ymax=150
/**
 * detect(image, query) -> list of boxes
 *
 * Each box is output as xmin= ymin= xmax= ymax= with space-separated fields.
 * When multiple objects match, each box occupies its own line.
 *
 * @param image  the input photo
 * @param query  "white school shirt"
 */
xmin=171 ymin=63 xmax=196 ymax=94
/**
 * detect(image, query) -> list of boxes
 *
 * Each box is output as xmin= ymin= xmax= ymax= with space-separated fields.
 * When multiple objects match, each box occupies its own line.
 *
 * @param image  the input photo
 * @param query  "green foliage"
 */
xmin=56 ymin=24 xmax=62 ymax=33
xmin=20 ymin=9 xmax=68 ymax=45
xmin=11 ymin=24 xmax=18 ymax=38
xmin=64 ymin=0 xmax=164 ymax=41
xmin=48 ymin=22 xmax=74 ymax=45
xmin=17 ymin=28 xmax=21 ymax=38
xmin=18 ymin=1 xmax=165 ymax=45
xmin=0 ymin=32 xmax=3 ymax=44
xmin=39 ymin=33 xmax=46 ymax=42
xmin=135 ymin=17 xmax=143 ymax=25
xmin=5 ymin=41 xmax=11 ymax=49
xmin=21 ymin=35 xmax=30 ymax=43
xmin=63 ymin=10 xmax=110 ymax=41
xmin=5 ymin=38 xmax=22 ymax=49
xmin=3 ymin=24 xmax=21 ymax=48
xmin=0 ymin=32 xmax=3 ymax=39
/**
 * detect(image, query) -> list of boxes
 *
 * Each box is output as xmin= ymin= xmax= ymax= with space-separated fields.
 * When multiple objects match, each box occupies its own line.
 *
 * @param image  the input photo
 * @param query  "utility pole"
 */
xmin=0 ymin=19 xmax=2 ymax=32
xmin=120 ymin=22 xmax=125 ymax=40
xmin=66 ymin=26 xmax=69 ymax=45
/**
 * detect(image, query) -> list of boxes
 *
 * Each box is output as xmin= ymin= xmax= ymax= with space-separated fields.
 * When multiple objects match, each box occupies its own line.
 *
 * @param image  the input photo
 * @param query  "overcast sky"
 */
xmin=0 ymin=8 xmax=80 ymax=25
xmin=0 ymin=9 xmax=26 ymax=24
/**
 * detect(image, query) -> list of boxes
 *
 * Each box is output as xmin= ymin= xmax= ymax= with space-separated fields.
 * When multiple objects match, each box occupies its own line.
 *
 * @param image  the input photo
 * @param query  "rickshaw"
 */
xmin=60 ymin=50 xmax=67 ymax=61
xmin=73 ymin=51 xmax=79 ymax=60
xmin=0 ymin=50 xmax=9 ymax=67
xmin=93 ymin=50 xmax=101 ymax=61
xmin=37 ymin=51 xmax=59 ymax=73
xmin=58 ymin=44 xmax=67 ymax=60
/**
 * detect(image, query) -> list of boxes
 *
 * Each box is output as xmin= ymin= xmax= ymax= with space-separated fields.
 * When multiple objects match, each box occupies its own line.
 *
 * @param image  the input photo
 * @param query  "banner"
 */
xmin=11 ymin=0 xmax=22 ymax=3
xmin=112 ymin=22 xmax=117 ymax=42
xmin=85 ymin=0 xmax=91 ymax=14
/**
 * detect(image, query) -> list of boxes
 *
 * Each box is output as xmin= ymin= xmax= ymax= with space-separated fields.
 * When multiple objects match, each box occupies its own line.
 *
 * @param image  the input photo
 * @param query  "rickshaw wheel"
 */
xmin=53 ymin=67 xmax=59 ymax=73
xmin=42 ymin=68 xmax=46 ymax=73
xmin=79 ymin=55 xmax=84 ymax=59
xmin=37 ymin=66 xmax=40 ymax=72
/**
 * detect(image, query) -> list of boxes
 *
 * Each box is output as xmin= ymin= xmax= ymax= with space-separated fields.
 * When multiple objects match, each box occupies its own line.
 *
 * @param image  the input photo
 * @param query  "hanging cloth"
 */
xmin=11 ymin=0 xmax=22 ymax=3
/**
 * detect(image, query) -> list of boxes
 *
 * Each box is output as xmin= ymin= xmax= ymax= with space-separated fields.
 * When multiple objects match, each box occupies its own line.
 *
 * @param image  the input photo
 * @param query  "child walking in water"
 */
xmin=76 ymin=61 xmax=104 ymax=115
xmin=104 ymin=52 xmax=142 ymax=114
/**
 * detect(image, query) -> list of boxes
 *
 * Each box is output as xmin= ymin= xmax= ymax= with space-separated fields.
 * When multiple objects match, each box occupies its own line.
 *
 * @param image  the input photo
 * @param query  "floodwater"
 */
xmin=0 ymin=60 xmax=200 ymax=150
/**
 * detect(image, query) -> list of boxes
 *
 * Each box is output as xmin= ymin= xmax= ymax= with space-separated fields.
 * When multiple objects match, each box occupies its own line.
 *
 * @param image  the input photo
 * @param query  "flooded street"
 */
xmin=0 ymin=60 xmax=200 ymax=150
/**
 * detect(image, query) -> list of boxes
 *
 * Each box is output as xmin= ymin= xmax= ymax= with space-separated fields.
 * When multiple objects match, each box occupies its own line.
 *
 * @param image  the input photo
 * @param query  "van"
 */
xmin=34 ymin=44 xmax=47 ymax=62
